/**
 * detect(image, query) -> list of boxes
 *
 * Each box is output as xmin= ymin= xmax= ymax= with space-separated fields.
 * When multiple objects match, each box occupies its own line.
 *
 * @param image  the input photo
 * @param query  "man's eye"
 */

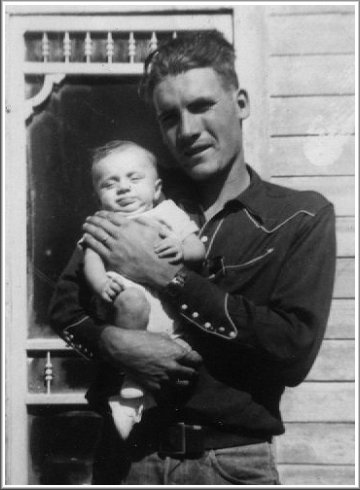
xmin=159 ymin=113 xmax=177 ymax=127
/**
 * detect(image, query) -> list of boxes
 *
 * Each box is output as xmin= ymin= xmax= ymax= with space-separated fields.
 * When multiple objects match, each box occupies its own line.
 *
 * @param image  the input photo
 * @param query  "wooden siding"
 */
xmin=266 ymin=5 xmax=355 ymax=485
xmin=270 ymin=136 xmax=355 ymax=176
xmin=326 ymin=299 xmax=354 ymax=339
xmin=276 ymin=423 xmax=355 ymax=464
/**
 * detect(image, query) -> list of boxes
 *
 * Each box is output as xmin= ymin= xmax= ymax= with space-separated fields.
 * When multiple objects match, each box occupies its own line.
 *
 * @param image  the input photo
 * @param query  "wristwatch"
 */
xmin=163 ymin=267 xmax=189 ymax=298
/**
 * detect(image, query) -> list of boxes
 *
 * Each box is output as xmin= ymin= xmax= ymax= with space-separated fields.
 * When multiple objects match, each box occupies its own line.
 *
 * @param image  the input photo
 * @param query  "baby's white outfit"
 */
xmin=107 ymin=199 xmax=198 ymax=439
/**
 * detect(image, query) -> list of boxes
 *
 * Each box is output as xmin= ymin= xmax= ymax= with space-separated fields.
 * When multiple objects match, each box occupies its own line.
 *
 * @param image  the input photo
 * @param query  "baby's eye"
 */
xmin=130 ymin=174 xmax=143 ymax=182
xmin=101 ymin=181 xmax=115 ymax=189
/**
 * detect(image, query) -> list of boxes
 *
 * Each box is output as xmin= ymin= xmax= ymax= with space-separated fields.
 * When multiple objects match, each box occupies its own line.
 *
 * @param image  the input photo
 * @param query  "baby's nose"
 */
xmin=117 ymin=181 xmax=131 ymax=192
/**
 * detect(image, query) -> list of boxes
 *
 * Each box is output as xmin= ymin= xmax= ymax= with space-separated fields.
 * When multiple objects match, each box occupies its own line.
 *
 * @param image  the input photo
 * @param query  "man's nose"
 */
xmin=178 ymin=111 xmax=199 ymax=142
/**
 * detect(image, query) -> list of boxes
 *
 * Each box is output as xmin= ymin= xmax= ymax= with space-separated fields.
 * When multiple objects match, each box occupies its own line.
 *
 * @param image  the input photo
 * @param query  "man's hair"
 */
xmin=91 ymin=139 xmax=157 ymax=173
xmin=139 ymin=30 xmax=238 ymax=103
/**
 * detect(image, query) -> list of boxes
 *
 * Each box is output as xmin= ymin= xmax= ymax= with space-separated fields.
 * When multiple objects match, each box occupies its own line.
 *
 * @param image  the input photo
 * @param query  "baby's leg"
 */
xmin=112 ymin=287 xmax=150 ymax=331
xmin=112 ymin=288 xmax=150 ymax=399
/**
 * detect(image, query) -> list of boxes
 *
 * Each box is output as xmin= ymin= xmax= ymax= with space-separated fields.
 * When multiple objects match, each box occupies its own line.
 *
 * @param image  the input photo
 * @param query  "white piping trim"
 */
xmin=179 ymin=312 xmax=234 ymax=341
xmin=204 ymin=218 xmax=225 ymax=259
xmin=64 ymin=315 xmax=91 ymax=332
xmin=243 ymin=208 xmax=315 ymax=234
xmin=225 ymin=248 xmax=274 ymax=270
xmin=69 ymin=345 xmax=92 ymax=361
xmin=224 ymin=293 xmax=238 ymax=336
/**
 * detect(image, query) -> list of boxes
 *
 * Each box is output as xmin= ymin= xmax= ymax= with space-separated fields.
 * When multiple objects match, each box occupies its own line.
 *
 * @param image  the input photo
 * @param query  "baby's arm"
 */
xmin=154 ymin=229 xmax=205 ymax=265
xmin=83 ymin=247 xmax=123 ymax=302
xmin=181 ymin=233 xmax=206 ymax=265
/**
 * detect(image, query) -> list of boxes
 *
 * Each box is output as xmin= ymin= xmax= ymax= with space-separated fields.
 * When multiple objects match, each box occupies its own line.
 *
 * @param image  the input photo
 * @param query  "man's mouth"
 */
xmin=183 ymin=144 xmax=212 ymax=158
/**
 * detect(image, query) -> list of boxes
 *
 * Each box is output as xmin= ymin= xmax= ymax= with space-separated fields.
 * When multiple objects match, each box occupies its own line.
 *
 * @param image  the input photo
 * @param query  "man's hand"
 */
xmin=99 ymin=326 xmax=202 ymax=392
xmin=82 ymin=211 xmax=181 ymax=288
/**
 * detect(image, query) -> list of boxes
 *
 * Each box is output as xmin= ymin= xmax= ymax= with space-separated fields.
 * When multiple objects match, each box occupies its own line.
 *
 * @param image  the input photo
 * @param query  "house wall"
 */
xmin=258 ymin=4 xmax=355 ymax=485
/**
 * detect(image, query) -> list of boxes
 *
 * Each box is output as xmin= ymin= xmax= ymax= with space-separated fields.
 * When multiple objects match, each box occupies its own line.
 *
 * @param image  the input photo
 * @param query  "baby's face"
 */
xmin=92 ymin=147 xmax=162 ymax=215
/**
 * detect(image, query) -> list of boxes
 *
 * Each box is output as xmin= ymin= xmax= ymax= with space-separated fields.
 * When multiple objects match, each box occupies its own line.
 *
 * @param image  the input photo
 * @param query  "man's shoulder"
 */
xmin=262 ymin=178 xmax=333 ymax=216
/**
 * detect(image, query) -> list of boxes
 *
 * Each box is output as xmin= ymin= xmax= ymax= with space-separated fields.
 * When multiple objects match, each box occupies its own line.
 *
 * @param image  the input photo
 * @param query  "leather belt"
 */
xmin=155 ymin=422 xmax=271 ymax=458
xmin=159 ymin=423 xmax=205 ymax=457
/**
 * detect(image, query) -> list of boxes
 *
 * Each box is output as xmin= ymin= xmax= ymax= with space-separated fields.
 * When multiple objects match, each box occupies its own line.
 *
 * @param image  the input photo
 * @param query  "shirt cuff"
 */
xmin=162 ymin=269 xmax=240 ymax=341
xmin=62 ymin=316 xmax=109 ymax=360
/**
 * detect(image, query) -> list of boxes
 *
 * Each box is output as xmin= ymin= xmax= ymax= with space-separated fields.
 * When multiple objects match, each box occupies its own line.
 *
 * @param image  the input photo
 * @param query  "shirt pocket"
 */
xmin=207 ymin=248 xmax=275 ymax=292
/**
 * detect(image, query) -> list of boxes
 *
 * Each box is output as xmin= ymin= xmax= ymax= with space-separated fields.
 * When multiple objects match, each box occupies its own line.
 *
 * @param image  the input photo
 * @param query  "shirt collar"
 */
xmin=227 ymin=165 xmax=268 ymax=224
xmin=176 ymin=165 xmax=275 ymax=226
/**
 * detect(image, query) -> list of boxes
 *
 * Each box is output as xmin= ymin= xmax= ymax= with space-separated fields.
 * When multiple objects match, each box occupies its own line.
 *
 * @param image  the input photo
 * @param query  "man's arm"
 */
xmin=48 ymin=245 xmax=202 ymax=391
xmin=48 ymin=246 xmax=107 ymax=359
xmin=163 ymin=204 xmax=336 ymax=387
xmin=82 ymin=205 xmax=336 ymax=387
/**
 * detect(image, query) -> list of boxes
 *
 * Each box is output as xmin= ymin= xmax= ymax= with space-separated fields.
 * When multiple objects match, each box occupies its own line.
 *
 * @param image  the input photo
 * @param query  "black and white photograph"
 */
xmin=3 ymin=1 xmax=357 ymax=486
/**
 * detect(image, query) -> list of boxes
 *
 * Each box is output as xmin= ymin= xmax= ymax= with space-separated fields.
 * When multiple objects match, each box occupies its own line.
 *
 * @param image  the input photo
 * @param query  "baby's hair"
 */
xmin=91 ymin=139 xmax=158 ymax=173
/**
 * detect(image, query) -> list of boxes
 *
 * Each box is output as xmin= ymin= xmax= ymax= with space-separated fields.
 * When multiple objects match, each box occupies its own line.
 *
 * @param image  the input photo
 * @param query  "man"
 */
xmin=49 ymin=31 xmax=336 ymax=485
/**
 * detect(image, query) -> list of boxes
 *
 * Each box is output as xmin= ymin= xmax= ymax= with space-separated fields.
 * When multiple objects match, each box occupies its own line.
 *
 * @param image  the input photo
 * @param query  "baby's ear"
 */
xmin=154 ymin=178 xmax=163 ymax=202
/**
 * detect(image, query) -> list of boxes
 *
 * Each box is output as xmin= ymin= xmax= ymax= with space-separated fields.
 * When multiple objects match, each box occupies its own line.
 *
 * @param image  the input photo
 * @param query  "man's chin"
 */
xmin=185 ymin=162 xmax=217 ymax=181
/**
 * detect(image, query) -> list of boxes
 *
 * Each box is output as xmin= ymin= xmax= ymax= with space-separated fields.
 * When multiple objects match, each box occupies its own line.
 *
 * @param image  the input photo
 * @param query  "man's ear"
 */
xmin=154 ymin=178 xmax=163 ymax=202
xmin=236 ymin=89 xmax=250 ymax=120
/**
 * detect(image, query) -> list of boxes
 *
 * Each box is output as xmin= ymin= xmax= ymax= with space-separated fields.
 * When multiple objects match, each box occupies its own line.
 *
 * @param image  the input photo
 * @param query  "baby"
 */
xmin=83 ymin=140 xmax=205 ymax=439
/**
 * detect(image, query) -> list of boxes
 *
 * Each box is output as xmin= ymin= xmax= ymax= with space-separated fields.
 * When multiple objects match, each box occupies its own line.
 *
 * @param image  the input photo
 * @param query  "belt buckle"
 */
xmin=159 ymin=423 xmax=204 ymax=457
xmin=159 ymin=422 xmax=186 ymax=457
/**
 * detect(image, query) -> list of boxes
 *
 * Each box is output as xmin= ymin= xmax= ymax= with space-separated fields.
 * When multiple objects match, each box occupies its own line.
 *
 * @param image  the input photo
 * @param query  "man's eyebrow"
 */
xmin=157 ymin=106 xmax=176 ymax=114
xmin=191 ymin=95 xmax=215 ymax=102
xmin=156 ymin=108 xmax=177 ymax=119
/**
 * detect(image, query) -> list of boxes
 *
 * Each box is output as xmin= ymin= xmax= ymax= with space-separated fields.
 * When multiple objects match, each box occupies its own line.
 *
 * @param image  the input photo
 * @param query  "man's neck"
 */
xmin=199 ymin=162 xmax=250 ymax=222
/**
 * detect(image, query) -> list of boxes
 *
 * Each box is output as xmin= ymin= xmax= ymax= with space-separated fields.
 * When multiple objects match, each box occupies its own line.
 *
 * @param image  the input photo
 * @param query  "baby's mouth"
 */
xmin=116 ymin=197 xmax=137 ymax=207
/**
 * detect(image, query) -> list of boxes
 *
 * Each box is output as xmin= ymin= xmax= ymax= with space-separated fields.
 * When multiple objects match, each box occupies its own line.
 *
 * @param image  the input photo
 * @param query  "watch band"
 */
xmin=163 ymin=267 xmax=189 ymax=299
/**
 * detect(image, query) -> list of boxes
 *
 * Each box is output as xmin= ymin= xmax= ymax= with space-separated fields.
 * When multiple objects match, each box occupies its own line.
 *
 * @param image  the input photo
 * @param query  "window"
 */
xmin=5 ymin=6 xmax=235 ymax=484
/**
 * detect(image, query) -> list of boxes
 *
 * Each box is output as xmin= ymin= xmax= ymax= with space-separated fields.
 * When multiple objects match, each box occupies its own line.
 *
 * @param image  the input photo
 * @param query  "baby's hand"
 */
xmin=100 ymin=272 xmax=124 ymax=302
xmin=154 ymin=229 xmax=184 ymax=264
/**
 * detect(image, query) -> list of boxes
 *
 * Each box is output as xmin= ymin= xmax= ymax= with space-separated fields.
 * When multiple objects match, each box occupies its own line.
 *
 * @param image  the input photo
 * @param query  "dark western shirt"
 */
xmin=49 ymin=166 xmax=336 ymax=438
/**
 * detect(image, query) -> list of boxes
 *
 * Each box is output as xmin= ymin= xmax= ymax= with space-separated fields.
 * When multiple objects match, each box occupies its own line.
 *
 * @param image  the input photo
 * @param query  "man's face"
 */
xmin=153 ymin=67 xmax=248 ymax=181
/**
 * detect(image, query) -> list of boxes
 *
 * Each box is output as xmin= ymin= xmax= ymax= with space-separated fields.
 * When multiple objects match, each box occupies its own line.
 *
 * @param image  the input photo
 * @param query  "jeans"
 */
xmin=122 ymin=443 xmax=280 ymax=485
xmin=92 ymin=418 xmax=280 ymax=485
